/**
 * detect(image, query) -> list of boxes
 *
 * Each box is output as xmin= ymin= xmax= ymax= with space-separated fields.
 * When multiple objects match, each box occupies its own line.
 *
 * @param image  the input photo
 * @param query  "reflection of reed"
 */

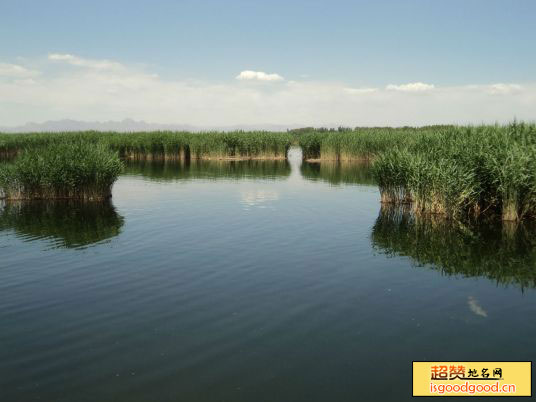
xmin=123 ymin=159 xmax=291 ymax=181
xmin=371 ymin=205 xmax=536 ymax=289
xmin=0 ymin=200 xmax=124 ymax=249
xmin=300 ymin=161 xmax=376 ymax=186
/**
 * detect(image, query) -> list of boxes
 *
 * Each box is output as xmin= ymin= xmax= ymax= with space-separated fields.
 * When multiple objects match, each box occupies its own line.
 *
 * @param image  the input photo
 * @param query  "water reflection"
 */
xmin=371 ymin=205 xmax=536 ymax=290
xmin=0 ymin=200 xmax=124 ymax=249
xmin=240 ymin=189 xmax=280 ymax=209
xmin=301 ymin=161 xmax=375 ymax=186
xmin=123 ymin=159 xmax=291 ymax=181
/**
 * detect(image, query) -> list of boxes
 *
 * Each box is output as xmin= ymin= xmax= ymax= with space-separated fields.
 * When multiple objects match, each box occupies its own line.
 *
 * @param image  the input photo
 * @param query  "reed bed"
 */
xmin=371 ymin=122 xmax=536 ymax=221
xmin=110 ymin=131 xmax=293 ymax=160
xmin=296 ymin=127 xmax=440 ymax=161
xmin=2 ymin=124 xmax=536 ymax=220
xmin=0 ymin=141 xmax=123 ymax=200
xmin=0 ymin=131 xmax=291 ymax=200
xmin=0 ymin=132 xmax=104 ymax=159
xmin=0 ymin=131 xmax=293 ymax=161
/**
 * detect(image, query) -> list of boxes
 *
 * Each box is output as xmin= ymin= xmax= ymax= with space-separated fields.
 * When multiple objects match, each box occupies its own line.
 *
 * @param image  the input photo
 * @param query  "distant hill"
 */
xmin=0 ymin=119 xmax=303 ymax=133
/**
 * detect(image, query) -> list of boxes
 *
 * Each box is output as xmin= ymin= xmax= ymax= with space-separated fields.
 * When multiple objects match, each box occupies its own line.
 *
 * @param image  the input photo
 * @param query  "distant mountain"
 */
xmin=0 ymin=119 xmax=303 ymax=133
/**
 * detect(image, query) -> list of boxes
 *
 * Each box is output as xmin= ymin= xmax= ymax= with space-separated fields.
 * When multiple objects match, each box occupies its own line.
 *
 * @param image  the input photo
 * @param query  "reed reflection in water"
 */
xmin=371 ymin=205 xmax=536 ymax=290
xmin=300 ymin=161 xmax=376 ymax=186
xmin=0 ymin=200 xmax=124 ymax=249
xmin=123 ymin=159 xmax=291 ymax=182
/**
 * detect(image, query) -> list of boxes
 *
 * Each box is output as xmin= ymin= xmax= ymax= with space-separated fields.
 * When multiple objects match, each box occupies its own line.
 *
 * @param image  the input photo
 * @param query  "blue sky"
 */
xmin=1 ymin=0 xmax=535 ymax=126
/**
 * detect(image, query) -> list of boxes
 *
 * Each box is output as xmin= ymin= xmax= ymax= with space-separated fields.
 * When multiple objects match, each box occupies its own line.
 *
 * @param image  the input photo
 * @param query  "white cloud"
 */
xmin=241 ymin=190 xmax=279 ymax=209
xmin=14 ymin=78 xmax=37 ymax=86
xmin=236 ymin=70 xmax=284 ymax=82
xmin=0 ymin=63 xmax=40 ymax=78
xmin=0 ymin=54 xmax=535 ymax=127
xmin=48 ymin=53 xmax=75 ymax=61
xmin=48 ymin=53 xmax=124 ymax=71
xmin=487 ymin=83 xmax=523 ymax=95
xmin=386 ymin=82 xmax=435 ymax=92
xmin=343 ymin=87 xmax=378 ymax=95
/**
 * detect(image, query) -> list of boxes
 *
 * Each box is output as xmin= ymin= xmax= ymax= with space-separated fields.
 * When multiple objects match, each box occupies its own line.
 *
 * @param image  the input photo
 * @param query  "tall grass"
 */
xmin=0 ymin=132 xmax=104 ymax=159
xmin=371 ymin=123 xmax=536 ymax=221
xmin=0 ymin=131 xmax=292 ymax=200
xmin=2 ymin=124 xmax=536 ymax=220
xmin=296 ymin=127 xmax=437 ymax=161
xmin=0 ymin=141 xmax=123 ymax=200
xmin=0 ymin=131 xmax=293 ymax=160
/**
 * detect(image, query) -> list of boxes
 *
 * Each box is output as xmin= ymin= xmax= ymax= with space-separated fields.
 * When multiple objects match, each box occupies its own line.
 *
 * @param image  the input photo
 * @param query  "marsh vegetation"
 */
xmin=1 ymin=123 xmax=535 ymax=222
xmin=0 ymin=131 xmax=293 ymax=161
xmin=295 ymin=123 xmax=536 ymax=221
xmin=0 ymin=141 xmax=122 ymax=200
xmin=371 ymin=123 xmax=536 ymax=221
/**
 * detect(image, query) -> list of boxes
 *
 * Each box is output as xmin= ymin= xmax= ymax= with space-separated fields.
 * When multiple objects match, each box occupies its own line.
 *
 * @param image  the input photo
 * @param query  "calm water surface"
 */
xmin=1 ymin=149 xmax=535 ymax=401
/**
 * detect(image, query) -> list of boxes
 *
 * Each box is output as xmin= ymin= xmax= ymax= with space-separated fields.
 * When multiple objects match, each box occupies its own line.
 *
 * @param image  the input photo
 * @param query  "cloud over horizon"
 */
xmin=386 ymin=82 xmax=435 ymax=92
xmin=236 ymin=70 xmax=284 ymax=82
xmin=0 ymin=62 xmax=41 ymax=78
xmin=48 ymin=53 xmax=124 ymax=71
xmin=0 ymin=54 xmax=534 ymax=127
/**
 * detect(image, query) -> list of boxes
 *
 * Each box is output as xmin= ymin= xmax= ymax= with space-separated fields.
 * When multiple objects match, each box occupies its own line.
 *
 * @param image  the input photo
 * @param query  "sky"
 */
xmin=0 ymin=0 xmax=535 ymax=127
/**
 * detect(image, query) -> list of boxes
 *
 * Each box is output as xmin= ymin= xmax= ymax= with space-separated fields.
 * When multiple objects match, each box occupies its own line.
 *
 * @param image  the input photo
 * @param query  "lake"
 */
xmin=1 ymin=148 xmax=535 ymax=401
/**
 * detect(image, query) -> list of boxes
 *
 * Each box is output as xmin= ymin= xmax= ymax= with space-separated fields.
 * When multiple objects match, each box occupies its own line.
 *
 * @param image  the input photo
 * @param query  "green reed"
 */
xmin=0 ymin=131 xmax=294 ymax=161
xmin=0 ymin=141 xmax=123 ymax=200
xmin=2 ymin=124 xmax=536 ymax=219
xmin=296 ymin=127 xmax=437 ymax=161
xmin=371 ymin=123 xmax=536 ymax=221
